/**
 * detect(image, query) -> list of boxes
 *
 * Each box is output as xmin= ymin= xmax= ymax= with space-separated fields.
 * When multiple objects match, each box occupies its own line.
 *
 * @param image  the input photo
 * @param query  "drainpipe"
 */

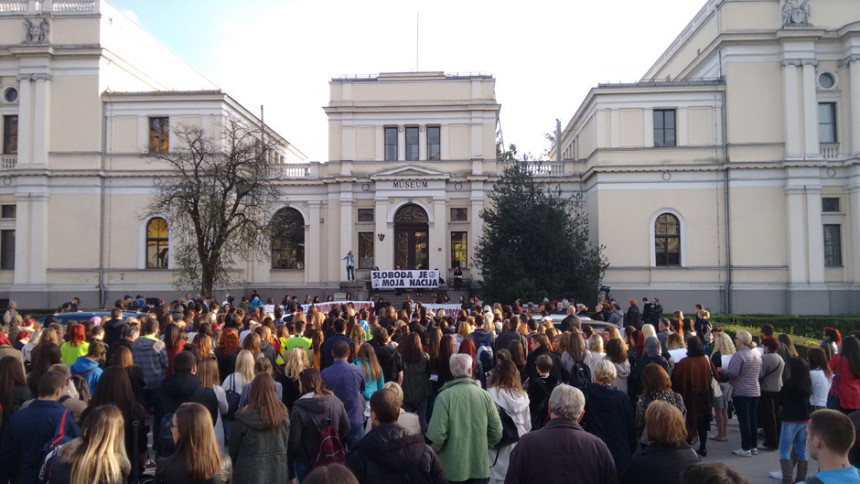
xmin=98 ymin=100 xmax=107 ymax=306
xmin=721 ymin=87 xmax=732 ymax=314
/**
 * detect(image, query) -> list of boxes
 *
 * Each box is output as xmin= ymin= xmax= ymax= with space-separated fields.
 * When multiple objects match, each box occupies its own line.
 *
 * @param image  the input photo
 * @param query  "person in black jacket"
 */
xmin=102 ymin=308 xmax=128 ymax=351
xmin=370 ymin=326 xmax=403 ymax=384
xmin=347 ymin=388 xmax=446 ymax=483
xmin=773 ymin=357 xmax=813 ymax=484
xmin=621 ymin=400 xmax=700 ymax=484
xmin=153 ymin=351 xmax=219 ymax=457
xmin=524 ymin=334 xmax=566 ymax=383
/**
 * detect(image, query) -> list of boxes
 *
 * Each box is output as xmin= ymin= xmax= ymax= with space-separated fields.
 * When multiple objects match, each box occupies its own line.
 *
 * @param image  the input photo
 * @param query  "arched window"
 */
xmin=271 ymin=208 xmax=305 ymax=270
xmin=654 ymin=213 xmax=680 ymax=266
xmin=146 ymin=217 xmax=169 ymax=269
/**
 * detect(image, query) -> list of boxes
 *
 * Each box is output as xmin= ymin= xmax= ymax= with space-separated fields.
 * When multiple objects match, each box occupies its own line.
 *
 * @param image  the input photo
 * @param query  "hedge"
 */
xmin=710 ymin=314 xmax=860 ymax=340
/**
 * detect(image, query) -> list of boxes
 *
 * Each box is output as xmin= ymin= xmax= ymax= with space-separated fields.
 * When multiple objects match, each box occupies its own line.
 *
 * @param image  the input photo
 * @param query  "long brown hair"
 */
xmin=398 ymin=332 xmax=425 ymax=363
xmin=243 ymin=372 xmax=288 ymax=430
xmin=807 ymin=347 xmax=832 ymax=379
xmin=111 ymin=345 xmax=134 ymax=368
xmin=487 ymin=360 xmax=525 ymax=396
xmin=0 ymin=357 xmax=26 ymax=420
xmin=299 ymin=368 xmax=332 ymax=397
xmin=71 ymin=404 xmax=128 ymax=484
xmin=356 ymin=343 xmax=382 ymax=381
xmin=171 ymin=402 xmax=222 ymax=481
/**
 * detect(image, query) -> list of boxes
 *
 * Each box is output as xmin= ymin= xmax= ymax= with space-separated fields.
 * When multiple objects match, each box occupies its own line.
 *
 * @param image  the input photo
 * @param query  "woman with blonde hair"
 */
xmin=230 ymin=373 xmax=290 ymax=482
xmin=620 ymin=401 xmax=700 ymax=484
xmin=587 ymin=334 xmax=605 ymax=371
xmin=454 ymin=320 xmax=472 ymax=349
xmin=157 ymin=402 xmax=230 ymax=484
xmin=222 ymin=350 xmax=255 ymax=404
xmin=50 ymin=404 xmax=130 ymax=484
xmin=280 ymin=346 xmax=308 ymax=411
xmin=666 ymin=332 xmax=685 ymax=351
xmin=719 ymin=330 xmax=762 ymax=457
xmin=709 ymin=331 xmax=735 ymax=442
xmin=487 ymin=360 xmax=530 ymax=483
xmin=197 ymin=357 xmax=229 ymax=455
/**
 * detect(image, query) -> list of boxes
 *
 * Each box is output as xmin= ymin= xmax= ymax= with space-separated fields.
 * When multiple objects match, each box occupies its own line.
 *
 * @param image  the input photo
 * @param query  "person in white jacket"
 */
xmin=487 ymin=359 xmax=531 ymax=484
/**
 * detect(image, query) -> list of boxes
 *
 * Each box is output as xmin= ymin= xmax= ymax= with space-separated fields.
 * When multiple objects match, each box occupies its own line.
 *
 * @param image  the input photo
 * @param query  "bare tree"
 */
xmin=148 ymin=117 xmax=279 ymax=296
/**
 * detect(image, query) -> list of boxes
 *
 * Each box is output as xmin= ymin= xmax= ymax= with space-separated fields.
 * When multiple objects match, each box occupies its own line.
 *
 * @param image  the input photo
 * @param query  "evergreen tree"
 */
xmin=475 ymin=160 xmax=608 ymax=304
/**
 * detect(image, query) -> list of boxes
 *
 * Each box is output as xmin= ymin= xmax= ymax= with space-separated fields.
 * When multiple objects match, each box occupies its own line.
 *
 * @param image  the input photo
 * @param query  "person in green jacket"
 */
xmin=427 ymin=353 xmax=502 ymax=483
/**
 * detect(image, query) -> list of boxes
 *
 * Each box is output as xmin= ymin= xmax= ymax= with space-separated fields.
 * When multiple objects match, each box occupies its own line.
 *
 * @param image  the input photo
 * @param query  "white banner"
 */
xmin=371 ymin=270 xmax=439 ymax=289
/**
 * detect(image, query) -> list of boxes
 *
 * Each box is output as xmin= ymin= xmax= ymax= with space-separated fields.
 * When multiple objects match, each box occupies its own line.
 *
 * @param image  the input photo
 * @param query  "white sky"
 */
xmin=108 ymin=0 xmax=709 ymax=161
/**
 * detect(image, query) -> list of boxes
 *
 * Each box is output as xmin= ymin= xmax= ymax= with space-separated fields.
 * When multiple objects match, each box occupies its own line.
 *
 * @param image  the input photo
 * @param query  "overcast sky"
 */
xmin=109 ymin=0 xmax=708 ymax=161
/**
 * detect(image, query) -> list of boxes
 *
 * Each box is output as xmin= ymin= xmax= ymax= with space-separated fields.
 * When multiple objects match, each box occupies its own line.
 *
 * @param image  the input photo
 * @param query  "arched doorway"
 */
xmin=394 ymin=204 xmax=429 ymax=269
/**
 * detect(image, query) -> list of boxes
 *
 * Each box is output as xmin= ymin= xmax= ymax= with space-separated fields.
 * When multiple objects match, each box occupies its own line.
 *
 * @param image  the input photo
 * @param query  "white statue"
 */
xmin=782 ymin=0 xmax=811 ymax=26
xmin=22 ymin=17 xmax=49 ymax=43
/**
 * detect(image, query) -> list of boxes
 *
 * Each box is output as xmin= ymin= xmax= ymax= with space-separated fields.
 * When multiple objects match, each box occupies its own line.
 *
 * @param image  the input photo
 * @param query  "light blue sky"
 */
xmin=109 ymin=0 xmax=708 ymax=161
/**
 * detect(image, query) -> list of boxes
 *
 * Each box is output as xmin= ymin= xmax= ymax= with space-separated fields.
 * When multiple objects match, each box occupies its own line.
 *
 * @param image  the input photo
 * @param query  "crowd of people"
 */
xmin=0 ymin=293 xmax=857 ymax=484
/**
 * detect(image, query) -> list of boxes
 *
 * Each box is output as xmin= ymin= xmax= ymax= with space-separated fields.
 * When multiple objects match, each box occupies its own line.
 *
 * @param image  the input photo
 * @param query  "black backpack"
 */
xmin=568 ymin=361 xmax=592 ymax=388
xmin=491 ymin=404 xmax=520 ymax=467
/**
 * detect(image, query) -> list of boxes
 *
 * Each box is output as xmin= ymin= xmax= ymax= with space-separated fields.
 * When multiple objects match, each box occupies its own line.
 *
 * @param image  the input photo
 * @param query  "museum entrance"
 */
xmin=394 ymin=203 xmax=429 ymax=269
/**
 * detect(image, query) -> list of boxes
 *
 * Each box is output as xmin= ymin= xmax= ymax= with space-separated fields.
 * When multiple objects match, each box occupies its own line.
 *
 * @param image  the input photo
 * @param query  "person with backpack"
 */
xmin=289 ymin=368 xmax=350 ymax=482
xmin=0 ymin=370 xmax=81 ymax=484
xmin=70 ymin=340 xmax=105 ymax=395
xmin=527 ymin=354 xmax=558 ymax=430
xmin=47 ymin=404 xmax=130 ymax=484
xmin=487 ymin=360 xmax=530 ymax=484
xmin=346 ymin=388 xmax=446 ymax=483
xmin=229 ymin=372 xmax=289 ymax=482
xmin=153 ymin=351 xmax=219 ymax=458
xmin=397 ymin=333 xmax=431 ymax=435
xmin=469 ymin=316 xmax=496 ymax=375
xmin=561 ymin=332 xmax=594 ymax=389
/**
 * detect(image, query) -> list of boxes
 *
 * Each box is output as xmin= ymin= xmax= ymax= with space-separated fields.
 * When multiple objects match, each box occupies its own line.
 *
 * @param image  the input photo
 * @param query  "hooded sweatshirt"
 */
xmin=70 ymin=356 xmax=102 ymax=394
xmin=288 ymin=394 xmax=350 ymax=462
xmin=346 ymin=423 xmax=447 ymax=484
xmin=371 ymin=340 xmax=403 ymax=383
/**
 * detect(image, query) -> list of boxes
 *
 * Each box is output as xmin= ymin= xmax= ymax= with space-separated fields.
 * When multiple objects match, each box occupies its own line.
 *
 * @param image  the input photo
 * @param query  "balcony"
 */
xmin=268 ymin=163 xmax=313 ymax=179
xmin=498 ymin=160 xmax=566 ymax=177
xmin=0 ymin=0 xmax=98 ymax=14
xmin=0 ymin=155 xmax=15 ymax=170
xmin=820 ymin=143 xmax=840 ymax=160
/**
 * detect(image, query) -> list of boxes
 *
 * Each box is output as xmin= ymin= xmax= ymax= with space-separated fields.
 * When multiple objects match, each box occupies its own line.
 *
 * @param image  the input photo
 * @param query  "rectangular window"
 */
xmin=3 ymin=115 xmax=17 ymax=155
xmin=149 ymin=117 xmax=169 ymax=153
xmin=405 ymin=126 xmax=419 ymax=161
xmin=450 ymin=208 xmax=468 ymax=222
xmin=0 ymin=230 xmax=13 ymax=270
xmin=822 ymin=197 xmax=841 ymax=212
xmin=819 ymin=103 xmax=837 ymax=144
xmin=824 ymin=224 xmax=842 ymax=267
xmin=358 ymin=232 xmax=374 ymax=269
xmin=451 ymin=231 xmax=468 ymax=269
xmin=1 ymin=205 xmax=15 ymax=219
xmin=427 ymin=126 xmax=441 ymax=160
xmin=357 ymin=209 xmax=374 ymax=223
xmin=653 ymin=109 xmax=676 ymax=148
xmin=384 ymin=127 xmax=397 ymax=161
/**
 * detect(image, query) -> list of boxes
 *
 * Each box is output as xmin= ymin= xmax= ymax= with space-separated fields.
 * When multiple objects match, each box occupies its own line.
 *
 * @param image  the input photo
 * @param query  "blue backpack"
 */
xmin=38 ymin=410 xmax=73 ymax=484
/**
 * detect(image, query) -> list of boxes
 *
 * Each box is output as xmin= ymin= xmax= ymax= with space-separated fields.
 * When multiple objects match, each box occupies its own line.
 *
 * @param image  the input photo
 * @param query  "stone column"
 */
xmin=429 ymin=198 xmax=446 ymax=272
xmin=14 ymin=189 xmax=48 ymax=286
xmin=805 ymin=185 xmax=824 ymax=284
xmin=802 ymin=62 xmax=820 ymax=157
xmin=419 ymin=126 xmax=427 ymax=161
xmin=783 ymin=62 xmax=802 ymax=157
xmin=15 ymin=75 xmax=32 ymax=166
xmin=306 ymin=202 xmax=321 ymax=284
xmin=31 ymin=74 xmax=51 ymax=167
xmin=374 ymin=198 xmax=393 ymax=269
xmin=339 ymin=191 xmax=354 ymax=281
xmin=397 ymin=126 xmax=405 ymax=161
xmin=850 ymin=58 xmax=860 ymax=155
xmin=849 ymin=171 xmax=860 ymax=284
xmin=469 ymin=183 xmax=484 ymax=281
xmin=785 ymin=186 xmax=808 ymax=284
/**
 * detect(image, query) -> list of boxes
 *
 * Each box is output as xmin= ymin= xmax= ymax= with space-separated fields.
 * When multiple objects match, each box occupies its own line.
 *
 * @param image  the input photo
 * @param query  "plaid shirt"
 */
xmin=132 ymin=335 xmax=167 ymax=389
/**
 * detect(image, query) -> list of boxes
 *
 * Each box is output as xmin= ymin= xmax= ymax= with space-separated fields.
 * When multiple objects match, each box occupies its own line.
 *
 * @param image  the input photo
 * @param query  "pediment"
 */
xmin=370 ymin=164 xmax=451 ymax=180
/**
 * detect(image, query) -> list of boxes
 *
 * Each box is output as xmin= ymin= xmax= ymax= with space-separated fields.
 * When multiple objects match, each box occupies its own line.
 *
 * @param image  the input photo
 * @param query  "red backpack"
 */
xmin=309 ymin=407 xmax=346 ymax=469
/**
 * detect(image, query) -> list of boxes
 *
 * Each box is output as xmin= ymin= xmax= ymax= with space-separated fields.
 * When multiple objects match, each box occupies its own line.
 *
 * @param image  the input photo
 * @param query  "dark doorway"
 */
xmin=394 ymin=204 xmax=429 ymax=269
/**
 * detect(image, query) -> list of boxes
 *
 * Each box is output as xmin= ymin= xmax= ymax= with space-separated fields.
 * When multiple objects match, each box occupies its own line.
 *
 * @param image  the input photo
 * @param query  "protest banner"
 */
xmin=371 ymin=269 xmax=439 ymax=289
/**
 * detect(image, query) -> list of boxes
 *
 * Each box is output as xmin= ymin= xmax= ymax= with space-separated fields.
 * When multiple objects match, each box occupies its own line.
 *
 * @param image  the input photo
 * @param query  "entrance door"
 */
xmin=394 ymin=204 xmax=429 ymax=269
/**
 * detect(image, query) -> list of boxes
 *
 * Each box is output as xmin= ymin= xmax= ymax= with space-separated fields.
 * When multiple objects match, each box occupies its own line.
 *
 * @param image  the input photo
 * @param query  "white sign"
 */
xmin=669 ymin=348 xmax=687 ymax=363
xmin=371 ymin=270 xmax=439 ymax=289
xmin=721 ymin=354 xmax=733 ymax=370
